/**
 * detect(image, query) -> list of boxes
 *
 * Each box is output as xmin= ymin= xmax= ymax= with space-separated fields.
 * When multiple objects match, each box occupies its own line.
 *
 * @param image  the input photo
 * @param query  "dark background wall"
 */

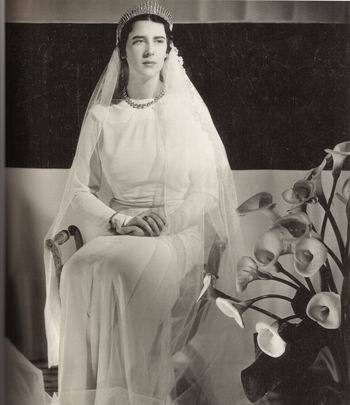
xmin=6 ymin=22 xmax=350 ymax=170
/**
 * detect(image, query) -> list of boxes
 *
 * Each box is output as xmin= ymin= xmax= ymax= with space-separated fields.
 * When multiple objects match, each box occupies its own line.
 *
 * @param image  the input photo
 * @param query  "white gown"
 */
xmin=57 ymin=97 xmax=220 ymax=405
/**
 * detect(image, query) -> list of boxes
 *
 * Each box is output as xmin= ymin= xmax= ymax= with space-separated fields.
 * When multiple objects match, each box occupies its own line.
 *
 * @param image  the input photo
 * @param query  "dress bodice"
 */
xmin=92 ymin=98 xmax=196 ymax=207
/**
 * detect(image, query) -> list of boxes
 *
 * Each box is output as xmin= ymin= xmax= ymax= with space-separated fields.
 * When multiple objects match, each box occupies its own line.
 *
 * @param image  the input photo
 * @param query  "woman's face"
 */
xmin=125 ymin=20 xmax=168 ymax=82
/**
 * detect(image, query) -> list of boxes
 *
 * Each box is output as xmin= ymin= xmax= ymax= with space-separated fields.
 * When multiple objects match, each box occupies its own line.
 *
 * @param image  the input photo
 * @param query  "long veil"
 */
xmin=43 ymin=43 xmax=246 ymax=404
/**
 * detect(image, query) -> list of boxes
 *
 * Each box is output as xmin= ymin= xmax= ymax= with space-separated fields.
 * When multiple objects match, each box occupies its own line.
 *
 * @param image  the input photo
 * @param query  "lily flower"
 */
xmin=312 ymin=170 xmax=328 ymax=207
xmin=306 ymin=292 xmax=341 ymax=329
xmin=236 ymin=192 xmax=280 ymax=221
xmin=274 ymin=212 xmax=312 ymax=241
xmin=254 ymin=214 xmax=310 ymax=269
xmin=293 ymin=238 xmax=328 ymax=277
xmin=306 ymin=154 xmax=331 ymax=180
xmin=282 ymin=179 xmax=317 ymax=205
xmin=342 ymin=177 xmax=350 ymax=201
xmin=215 ymin=297 xmax=245 ymax=328
xmin=336 ymin=177 xmax=350 ymax=204
xmin=254 ymin=228 xmax=285 ymax=268
xmin=236 ymin=256 xmax=273 ymax=293
xmin=325 ymin=142 xmax=350 ymax=178
xmin=202 ymin=285 xmax=245 ymax=328
xmin=196 ymin=273 xmax=218 ymax=302
xmin=255 ymin=321 xmax=287 ymax=358
xmin=345 ymin=179 xmax=350 ymax=222
xmin=197 ymin=274 xmax=212 ymax=302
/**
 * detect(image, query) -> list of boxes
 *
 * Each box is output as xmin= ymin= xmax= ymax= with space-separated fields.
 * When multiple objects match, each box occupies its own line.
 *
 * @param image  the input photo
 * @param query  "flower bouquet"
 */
xmin=197 ymin=142 xmax=350 ymax=403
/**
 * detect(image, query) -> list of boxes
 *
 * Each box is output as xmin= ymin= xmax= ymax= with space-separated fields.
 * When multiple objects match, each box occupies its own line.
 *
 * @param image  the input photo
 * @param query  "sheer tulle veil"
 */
xmin=44 ymin=6 xmax=244 ymax=403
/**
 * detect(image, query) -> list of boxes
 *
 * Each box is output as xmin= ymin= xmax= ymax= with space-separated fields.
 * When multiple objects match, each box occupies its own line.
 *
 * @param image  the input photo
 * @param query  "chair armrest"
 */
xmin=45 ymin=226 xmax=84 ymax=287
xmin=68 ymin=225 xmax=84 ymax=250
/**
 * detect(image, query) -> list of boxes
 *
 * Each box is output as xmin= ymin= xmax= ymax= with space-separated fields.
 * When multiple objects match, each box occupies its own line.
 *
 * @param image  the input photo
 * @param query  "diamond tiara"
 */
xmin=116 ymin=1 xmax=173 ymax=45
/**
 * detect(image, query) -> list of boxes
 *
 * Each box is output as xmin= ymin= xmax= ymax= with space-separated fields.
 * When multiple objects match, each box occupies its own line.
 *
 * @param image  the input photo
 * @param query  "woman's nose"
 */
xmin=144 ymin=43 xmax=154 ymax=57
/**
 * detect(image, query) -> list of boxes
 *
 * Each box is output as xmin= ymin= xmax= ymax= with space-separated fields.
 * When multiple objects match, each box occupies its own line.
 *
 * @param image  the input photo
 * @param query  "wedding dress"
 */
xmin=57 ymin=97 xmax=218 ymax=405
xmin=43 ymin=46 xmax=246 ymax=405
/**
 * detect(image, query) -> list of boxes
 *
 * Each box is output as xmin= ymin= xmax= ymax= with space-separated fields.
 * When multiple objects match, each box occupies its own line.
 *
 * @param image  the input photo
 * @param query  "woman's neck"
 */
xmin=126 ymin=75 xmax=162 ymax=99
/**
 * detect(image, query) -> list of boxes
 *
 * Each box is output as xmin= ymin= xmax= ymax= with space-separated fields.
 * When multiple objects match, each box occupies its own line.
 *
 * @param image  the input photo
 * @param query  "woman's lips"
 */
xmin=143 ymin=61 xmax=156 ymax=66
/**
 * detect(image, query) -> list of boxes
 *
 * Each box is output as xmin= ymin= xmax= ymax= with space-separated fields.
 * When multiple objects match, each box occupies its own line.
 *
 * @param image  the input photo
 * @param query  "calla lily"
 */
xmin=342 ymin=177 xmax=350 ymax=201
xmin=282 ymin=180 xmax=317 ymax=205
xmin=255 ymin=321 xmax=287 ymax=358
xmin=204 ymin=286 xmax=246 ymax=328
xmin=306 ymin=292 xmax=341 ymax=329
xmin=236 ymin=256 xmax=273 ymax=292
xmin=196 ymin=273 xmax=212 ymax=302
xmin=312 ymin=171 xmax=327 ymax=207
xmin=336 ymin=177 xmax=350 ymax=204
xmin=254 ymin=228 xmax=284 ymax=268
xmin=304 ymin=155 xmax=331 ymax=207
xmin=307 ymin=154 xmax=331 ymax=180
xmin=274 ymin=212 xmax=312 ymax=241
xmin=215 ymin=297 xmax=245 ymax=328
xmin=325 ymin=142 xmax=350 ymax=178
xmin=286 ymin=205 xmax=306 ymax=215
xmin=293 ymin=238 xmax=328 ymax=277
xmin=309 ymin=230 xmax=322 ymax=241
xmin=236 ymin=192 xmax=280 ymax=221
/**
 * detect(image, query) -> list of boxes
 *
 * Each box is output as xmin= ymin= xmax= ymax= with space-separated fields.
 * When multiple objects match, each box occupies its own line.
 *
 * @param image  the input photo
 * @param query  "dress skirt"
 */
xmin=57 ymin=229 xmax=203 ymax=405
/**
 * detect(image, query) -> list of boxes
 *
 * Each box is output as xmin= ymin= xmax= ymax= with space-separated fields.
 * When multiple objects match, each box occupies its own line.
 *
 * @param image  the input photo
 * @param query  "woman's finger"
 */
xmin=147 ymin=213 xmax=164 ymax=232
xmin=148 ymin=211 xmax=167 ymax=227
xmin=145 ymin=216 xmax=161 ymax=236
xmin=134 ymin=217 xmax=153 ymax=236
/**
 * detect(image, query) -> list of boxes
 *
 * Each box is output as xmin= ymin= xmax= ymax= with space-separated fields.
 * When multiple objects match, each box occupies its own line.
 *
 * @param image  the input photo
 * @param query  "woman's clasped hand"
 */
xmin=113 ymin=211 xmax=168 ymax=237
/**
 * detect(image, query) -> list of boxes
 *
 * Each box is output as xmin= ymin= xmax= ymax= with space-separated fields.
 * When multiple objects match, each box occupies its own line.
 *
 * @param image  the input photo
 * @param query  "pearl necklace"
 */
xmin=122 ymin=87 xmax=166 ymax=109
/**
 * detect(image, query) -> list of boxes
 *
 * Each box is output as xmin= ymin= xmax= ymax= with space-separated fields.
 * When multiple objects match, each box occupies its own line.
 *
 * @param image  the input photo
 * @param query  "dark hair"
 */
xmin=115 ymin=14 xmax=173 ymax=100
xmin=118 ymin=14 xmax=173 ymax=58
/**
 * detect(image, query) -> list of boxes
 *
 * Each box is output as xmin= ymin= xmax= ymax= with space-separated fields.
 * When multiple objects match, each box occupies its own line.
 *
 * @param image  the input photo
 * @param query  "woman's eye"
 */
xmin=133 ymin=40 xmax=143 ymax=45
xmin=155 ymin=39 xmax=165 ymax=44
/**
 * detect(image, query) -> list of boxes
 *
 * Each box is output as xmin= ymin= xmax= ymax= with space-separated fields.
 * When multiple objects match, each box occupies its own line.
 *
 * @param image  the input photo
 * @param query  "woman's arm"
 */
xmin=71 ymin=144 xmax=132 ymax=232
xmin=70 ymin=107 xmax=132 ymax=233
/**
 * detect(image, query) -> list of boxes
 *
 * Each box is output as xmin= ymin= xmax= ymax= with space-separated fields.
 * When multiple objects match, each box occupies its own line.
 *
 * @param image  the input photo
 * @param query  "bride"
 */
xmin=44 ymin=2 xmax=243 ymax=404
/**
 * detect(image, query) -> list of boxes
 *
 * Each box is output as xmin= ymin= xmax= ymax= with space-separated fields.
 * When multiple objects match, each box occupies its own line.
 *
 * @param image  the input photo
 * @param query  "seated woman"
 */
xmin=44 ymin=2 xmax=243 ymax=404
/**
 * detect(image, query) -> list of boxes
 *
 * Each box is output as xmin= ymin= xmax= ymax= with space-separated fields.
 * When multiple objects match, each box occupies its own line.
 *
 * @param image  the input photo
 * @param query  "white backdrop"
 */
xmin=6 ymin=168 xmax=349 ymax=360
xmin=6 ymin=0 xmax=349 ymax=23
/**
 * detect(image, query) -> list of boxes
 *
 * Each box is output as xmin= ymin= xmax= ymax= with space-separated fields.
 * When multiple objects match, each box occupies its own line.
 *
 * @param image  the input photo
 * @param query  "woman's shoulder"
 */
xmin=89 ymin=102 xmax=133 ymax=123
xmin=160 ymin=93 xmax=194 ymax=117
xmin=89 ymin=104 xmax=110 ymax=122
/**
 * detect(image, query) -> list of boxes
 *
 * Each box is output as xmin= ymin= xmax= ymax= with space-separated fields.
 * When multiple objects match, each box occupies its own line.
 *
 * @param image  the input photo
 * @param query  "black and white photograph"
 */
xmin=2 ymin=1 xmax=350 ymax=404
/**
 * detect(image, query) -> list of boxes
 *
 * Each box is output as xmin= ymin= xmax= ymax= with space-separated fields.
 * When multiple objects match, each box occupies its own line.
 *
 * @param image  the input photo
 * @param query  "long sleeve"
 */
xmin=71 ymin=107 xmax=131 ymax=231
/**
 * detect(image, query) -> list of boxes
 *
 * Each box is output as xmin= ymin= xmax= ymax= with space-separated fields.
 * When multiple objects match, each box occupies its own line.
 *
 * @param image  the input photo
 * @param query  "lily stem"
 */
xmin=324 ymin=260 xmax=338 ymax=294
xmin=326 ymin=210 xmax=346 ymax=261
xmin=249 ymin=304 xmax=281 ymax=321
xmin=281 ymin=315 xmax=300 ymax=323
xmin=305 ymin=277 xmax=316 ymax=295
xmin=321 ymin=175 xmax=338 ymax=238
xmin=346 ymin=221 xmax=350 ymax=260
xmin=319 ymin=184 xmax=345 ymax=261
xmin=322 ymin=241 xmax=344 ymax=275
xmin=250 ymin=294 xmax=293 ymax=304
xmin=271 ymin=276 xmax=299 ymax=290
xmin=311 ymin=224 xmax=338 ymax=291
xmin=275 ymin=262 xmax=305 ymax=289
